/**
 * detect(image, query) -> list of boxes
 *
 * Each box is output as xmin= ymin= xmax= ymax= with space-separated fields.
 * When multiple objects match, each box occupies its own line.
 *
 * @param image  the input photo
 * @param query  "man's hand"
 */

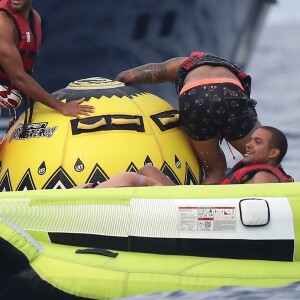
xmin=60 ymin=98 xmax=95 ymax=118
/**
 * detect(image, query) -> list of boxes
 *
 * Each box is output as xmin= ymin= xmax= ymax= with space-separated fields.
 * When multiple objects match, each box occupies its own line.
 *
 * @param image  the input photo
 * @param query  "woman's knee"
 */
xmin=138 ymin=166 xmax=159 ymax=176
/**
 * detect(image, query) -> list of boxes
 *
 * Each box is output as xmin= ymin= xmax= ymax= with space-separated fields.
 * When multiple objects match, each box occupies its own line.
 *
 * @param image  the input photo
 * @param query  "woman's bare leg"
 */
xmin=95 ymin=172 xmax=163 ymax=188
xmin=138 ymin=166 xmax=176 ymax=186
xmin=229 ymin=121 xmax=262 ymax=154
xmin=189 ymin=136 xmax=227 ymax=184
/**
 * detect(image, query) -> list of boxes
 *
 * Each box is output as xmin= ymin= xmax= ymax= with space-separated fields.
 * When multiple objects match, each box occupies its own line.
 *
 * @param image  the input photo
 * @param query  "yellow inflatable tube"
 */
xmin=1 ymin=182 xmax=300 ymax=299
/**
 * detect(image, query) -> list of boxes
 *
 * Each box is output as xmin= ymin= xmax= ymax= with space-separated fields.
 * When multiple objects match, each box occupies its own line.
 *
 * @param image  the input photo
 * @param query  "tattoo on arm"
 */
xmin=132 ymin=63 xmax=168 ymax=83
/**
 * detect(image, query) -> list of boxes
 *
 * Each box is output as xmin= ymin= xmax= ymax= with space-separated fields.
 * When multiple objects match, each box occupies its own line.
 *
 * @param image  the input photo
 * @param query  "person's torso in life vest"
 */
xmin=175 ymin=51 xmax=251 ymax=98
xmin=219 ymin=161 xmax=294 ymax=184
xmin=0 ymin=0 xmax=42 ymax=85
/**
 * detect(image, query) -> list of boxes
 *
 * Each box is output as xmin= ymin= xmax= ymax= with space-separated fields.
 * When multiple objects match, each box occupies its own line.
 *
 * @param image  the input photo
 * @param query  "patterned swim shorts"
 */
xmin=179 ymin=78 xmax=257 ymax=141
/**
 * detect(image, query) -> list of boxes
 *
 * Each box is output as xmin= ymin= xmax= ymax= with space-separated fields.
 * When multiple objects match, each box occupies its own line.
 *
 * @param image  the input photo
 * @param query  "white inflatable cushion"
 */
xmin=239 ymin=198 xmax=270 ymax=226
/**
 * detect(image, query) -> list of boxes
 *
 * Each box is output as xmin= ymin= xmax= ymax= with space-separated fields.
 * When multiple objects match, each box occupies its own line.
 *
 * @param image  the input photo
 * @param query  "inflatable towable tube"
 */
xmin=0 ymin=77 xmax=200 ymax=191
xmin=1 ymin=182 xmax=300 ymax=300
xmin=1 ymin=183 xmax=300 ymax=300
xmin=1 ymin=77 xmax=300 ymax=299
xmin=0 ymin=182 xmax=300 ymax=262
xmin=0 ymin=179 xmax=300 ymax=299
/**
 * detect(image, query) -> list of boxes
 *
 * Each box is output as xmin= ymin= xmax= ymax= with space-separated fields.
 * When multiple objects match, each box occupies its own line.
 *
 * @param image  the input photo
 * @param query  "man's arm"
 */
xmin=115 ymin=57 xmax=186 ymax=84
xmin=0 ymin=13 xmax=94 ymax=118
xmin=244 ymin=171 xmax=280 ymax=184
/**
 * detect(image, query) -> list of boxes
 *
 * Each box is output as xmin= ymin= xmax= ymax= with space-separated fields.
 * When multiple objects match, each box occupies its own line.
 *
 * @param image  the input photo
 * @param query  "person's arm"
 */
xmin=244 ymin=171 xmax=280 ymax=184
xmin=115 ymin=57 xmax=187 ymax=85
xmin=0 ymin=14 xmax=94 ymax=118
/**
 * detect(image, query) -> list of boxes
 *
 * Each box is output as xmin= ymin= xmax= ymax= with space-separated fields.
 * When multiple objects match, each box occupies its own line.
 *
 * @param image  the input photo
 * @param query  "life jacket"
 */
xmin=175 ymin=51 xmax=251 ymax=97
xmin=0 ymin=0 xmax=42 ymax=85
xmin=219 ymin=161 xmax=294 ymax=184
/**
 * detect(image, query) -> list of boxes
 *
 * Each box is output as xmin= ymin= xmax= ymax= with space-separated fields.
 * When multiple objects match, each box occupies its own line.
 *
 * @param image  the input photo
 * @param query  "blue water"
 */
xmin=118 ymin=1 xmax=300 ymax=299
xmin=120 ymin=282 xmax=300 ymax=300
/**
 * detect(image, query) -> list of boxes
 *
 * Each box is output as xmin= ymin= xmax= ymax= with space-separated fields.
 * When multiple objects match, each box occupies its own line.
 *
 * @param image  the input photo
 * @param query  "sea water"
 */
xmin=119 ymin=282 xmax=300 ymax=300
xmin=230 ymin=0 xmax=300 ymax=182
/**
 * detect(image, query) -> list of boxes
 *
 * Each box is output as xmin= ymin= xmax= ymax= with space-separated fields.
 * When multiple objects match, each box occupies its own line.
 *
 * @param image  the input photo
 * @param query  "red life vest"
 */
xmin=0 ymin=0 xmax=42 ymax=84
xmin=175 ymin=51 xmax=251 ymax=97
xmin=219 ymin=161 xmax=294 ymax=184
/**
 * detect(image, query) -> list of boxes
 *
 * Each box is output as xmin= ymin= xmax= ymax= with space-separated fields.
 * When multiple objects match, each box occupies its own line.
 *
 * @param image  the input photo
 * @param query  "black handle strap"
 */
xmin=76 ymin=248 xmax=118 ymax=258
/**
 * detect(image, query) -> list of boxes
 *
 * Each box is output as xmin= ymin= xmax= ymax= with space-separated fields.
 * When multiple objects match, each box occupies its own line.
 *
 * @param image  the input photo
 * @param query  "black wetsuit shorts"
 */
xmin=179 ymin=79 xmax=258 ymax=141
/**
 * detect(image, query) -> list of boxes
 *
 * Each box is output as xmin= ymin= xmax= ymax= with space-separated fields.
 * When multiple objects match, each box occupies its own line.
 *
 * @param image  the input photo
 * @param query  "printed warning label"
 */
xmin=178 ymin=206 xmax=236 ymax=232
